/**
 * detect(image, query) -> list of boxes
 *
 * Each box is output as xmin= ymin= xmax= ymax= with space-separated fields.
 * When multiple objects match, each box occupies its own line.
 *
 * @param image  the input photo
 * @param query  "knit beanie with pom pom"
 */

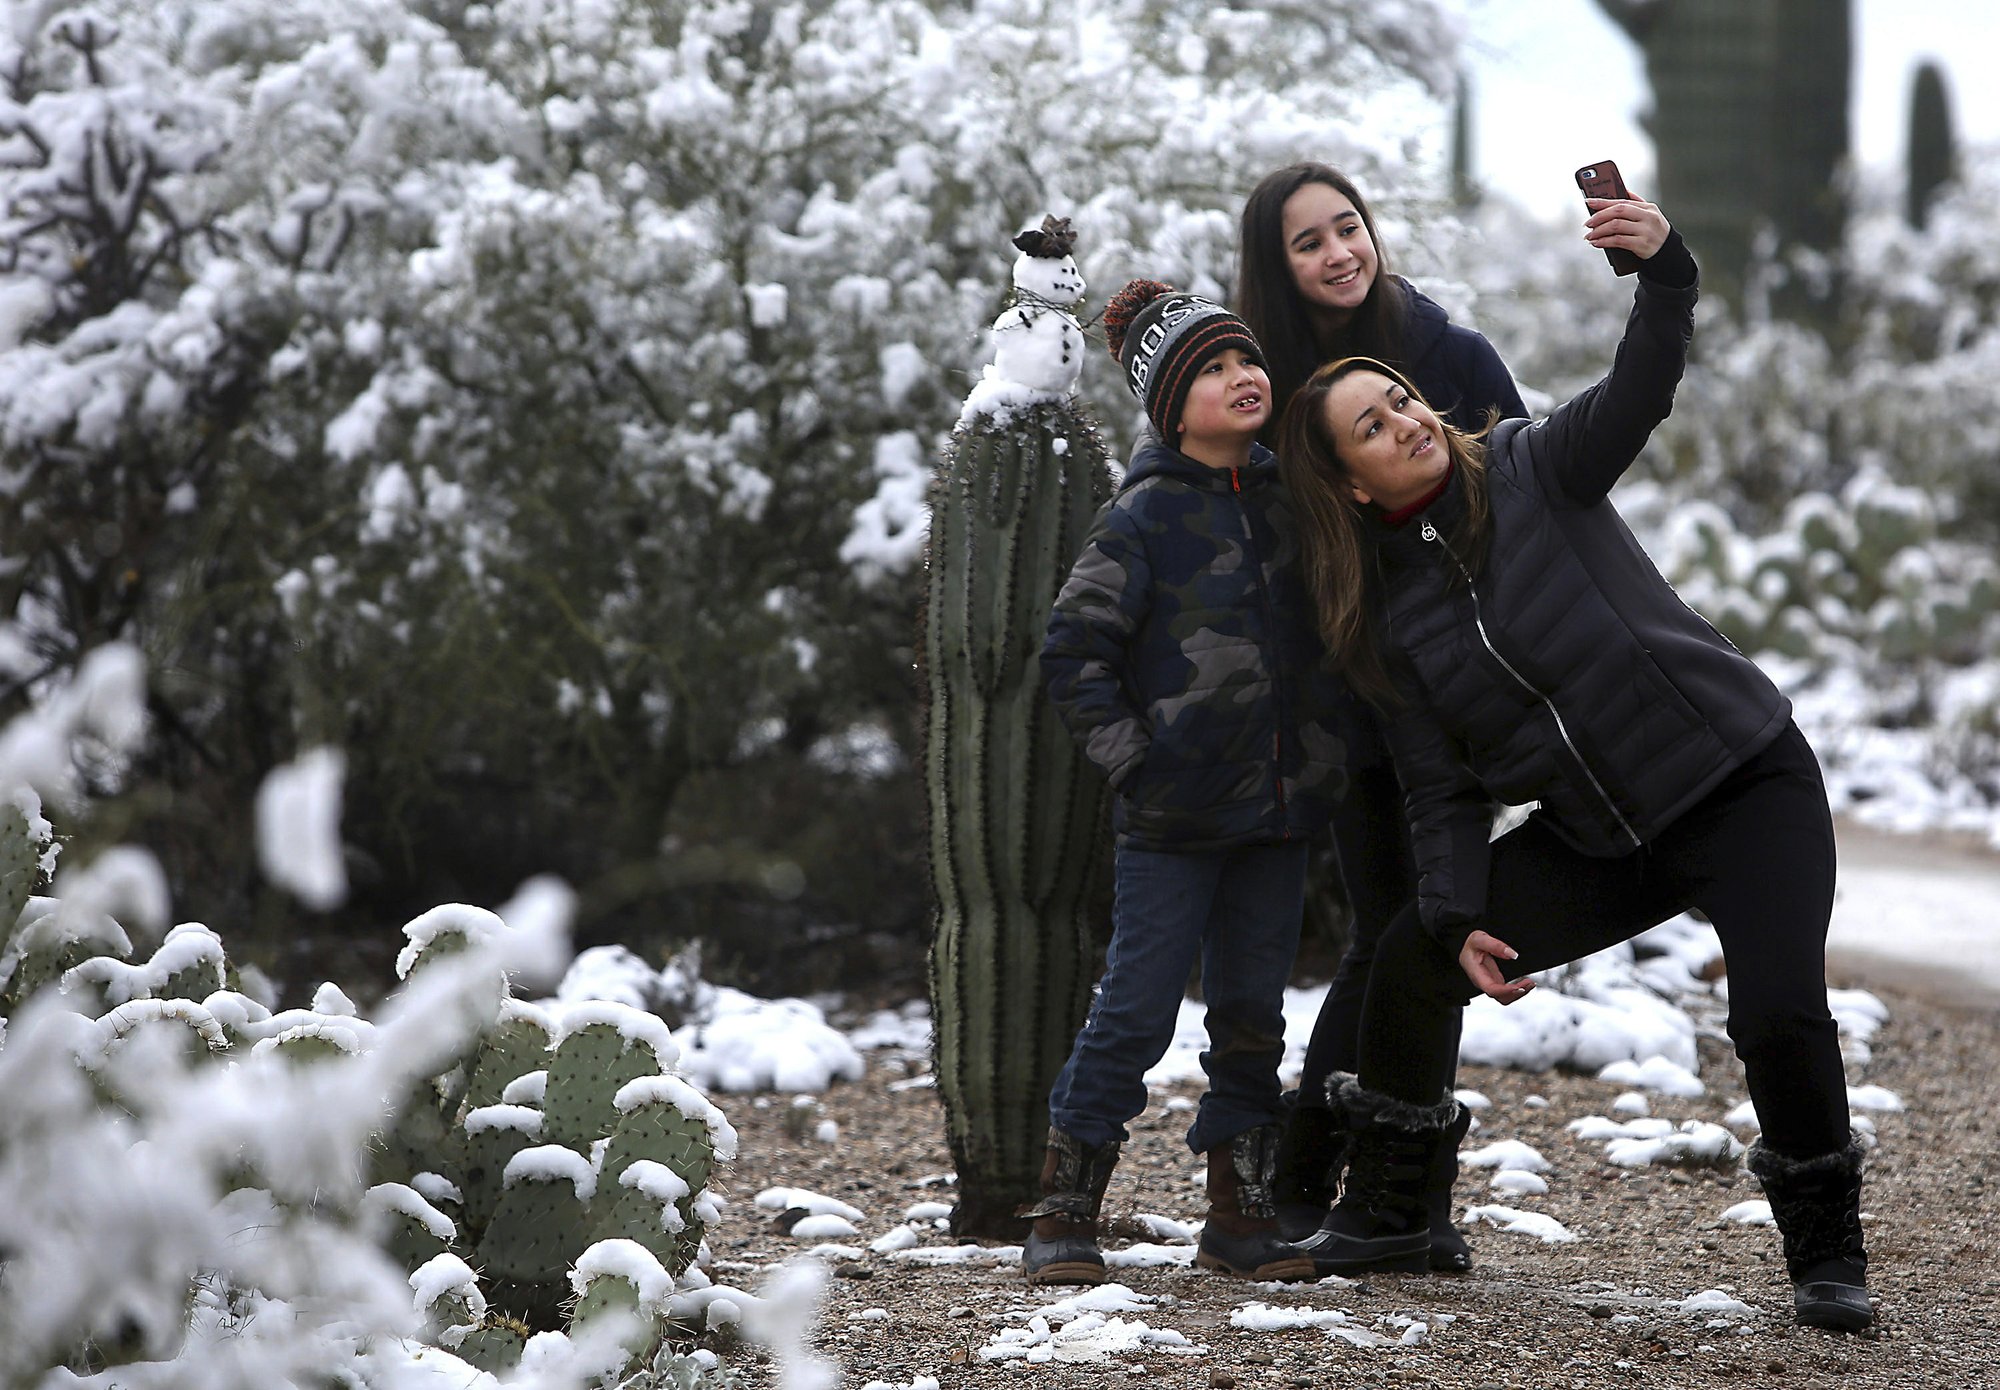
xmin=1102 ymin=279 xmax=1261 ymax=441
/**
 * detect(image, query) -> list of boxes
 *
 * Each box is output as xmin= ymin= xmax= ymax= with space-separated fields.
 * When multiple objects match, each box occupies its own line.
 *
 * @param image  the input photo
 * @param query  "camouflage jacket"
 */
xmin=1041 ymin=440 xmax=1355 ymax=851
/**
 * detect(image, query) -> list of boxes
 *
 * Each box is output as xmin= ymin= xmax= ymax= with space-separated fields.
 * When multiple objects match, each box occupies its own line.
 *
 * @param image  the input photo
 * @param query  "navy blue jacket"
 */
xmin=1400 ymin=282 xmax=1526 ymax=434
xmin=1043 ymin=441 xmax=1355 ymax=851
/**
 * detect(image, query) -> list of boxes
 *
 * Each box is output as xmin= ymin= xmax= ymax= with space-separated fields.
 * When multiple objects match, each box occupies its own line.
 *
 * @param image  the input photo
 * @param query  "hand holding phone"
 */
xmin=1575 ymin=160 xmax=1642 ymax=276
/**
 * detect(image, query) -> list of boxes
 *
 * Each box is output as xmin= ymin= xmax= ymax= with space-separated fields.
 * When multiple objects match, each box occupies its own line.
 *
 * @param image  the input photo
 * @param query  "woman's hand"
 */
xmin=1584 ymin=196 xmax=1671 ymax=261
xmin=1459 ymin=929 xmax=1536 ymax=1005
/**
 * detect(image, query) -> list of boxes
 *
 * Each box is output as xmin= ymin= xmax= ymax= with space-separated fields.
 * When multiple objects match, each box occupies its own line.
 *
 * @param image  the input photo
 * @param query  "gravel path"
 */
xmin=700 ymin=975 xmax=1999 ymax=1389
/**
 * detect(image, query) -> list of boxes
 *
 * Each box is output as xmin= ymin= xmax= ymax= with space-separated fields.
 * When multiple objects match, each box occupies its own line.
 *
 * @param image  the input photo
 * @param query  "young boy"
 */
xmin=1028 ymin=281 xmax=1353 ymax=1284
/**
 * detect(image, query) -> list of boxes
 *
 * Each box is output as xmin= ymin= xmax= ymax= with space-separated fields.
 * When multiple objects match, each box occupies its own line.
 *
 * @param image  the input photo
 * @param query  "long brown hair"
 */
xmin=1236 ymin=163 xmax=1410 ymax=437
xmin=1277 ymin=356 xmax=1494 ymax=709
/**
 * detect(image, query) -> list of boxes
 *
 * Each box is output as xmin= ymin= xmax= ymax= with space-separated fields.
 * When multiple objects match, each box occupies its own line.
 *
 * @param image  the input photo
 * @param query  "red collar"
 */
xmin=1379 ymin=460 xmax=1454 ymax=528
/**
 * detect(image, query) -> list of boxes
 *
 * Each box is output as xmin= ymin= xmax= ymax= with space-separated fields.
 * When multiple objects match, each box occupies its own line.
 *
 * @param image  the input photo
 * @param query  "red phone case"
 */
xmin=1575 ymin=161 xmax=1641 ymax=276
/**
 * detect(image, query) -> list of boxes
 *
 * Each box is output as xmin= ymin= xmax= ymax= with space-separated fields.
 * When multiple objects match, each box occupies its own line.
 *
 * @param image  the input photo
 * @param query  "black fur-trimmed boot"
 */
xmin=1020 ymin=1128 xmax=1120 ymax=1286
xmin=1425 ymin=1100 xmax=1475 ymax=1272
xmin=1273 ymin=1084 xmax=1351 ymax=1243
xmin=1295 ymin=1078 xmax=1460 ymax=1277
xmin=1746 ymin=1135 xmax=1873 ymax=1332
xmin=1195 ymin=1123 xmax=1317 ymax=1281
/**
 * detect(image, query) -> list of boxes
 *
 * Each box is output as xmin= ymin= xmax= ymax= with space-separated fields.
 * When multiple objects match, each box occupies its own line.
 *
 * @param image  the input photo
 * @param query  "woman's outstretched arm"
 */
xmin=1520 ymin=200 xmax=1697 ymax=508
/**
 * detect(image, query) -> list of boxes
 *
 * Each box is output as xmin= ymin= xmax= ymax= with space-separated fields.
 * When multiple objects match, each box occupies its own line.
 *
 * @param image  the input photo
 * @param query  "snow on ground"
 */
xmin=531 ymin=808 xmax=1983 ymax=1370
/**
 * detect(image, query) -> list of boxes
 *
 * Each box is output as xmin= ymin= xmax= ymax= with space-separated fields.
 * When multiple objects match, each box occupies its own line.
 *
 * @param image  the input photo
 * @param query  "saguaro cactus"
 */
xmin=1598 ymin=0 xmax=1851 ymax=320
xmin=1905 ymin=60 xmax=1956 ymax=231
xmin=924 ymin=218 xmax=1114 ymax=1236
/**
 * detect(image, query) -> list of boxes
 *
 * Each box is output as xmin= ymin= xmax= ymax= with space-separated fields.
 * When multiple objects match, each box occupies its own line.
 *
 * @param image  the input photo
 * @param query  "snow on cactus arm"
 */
xmin=396 ymin=903 xmax=507 ymax=981
xmin=62 ymin=923 xmax=228 ymax=1009
xmin=457 ymin=1103 xmax=546 ymax=1241
xmin=478 ymin=1145 xmax=595 ymax=1318
xmin=367 ymin=1181 xmax=458 ymax=1272
xmin=541 ymin=1001 xmax=677 ymax=1155
xmin=568 ymin=1238 xmax=673 ymax=1363
xmin=411 ymin=1251 xmax=487 ymax=1349
xmin=463 ymin=999 xmax=557 ymax=1111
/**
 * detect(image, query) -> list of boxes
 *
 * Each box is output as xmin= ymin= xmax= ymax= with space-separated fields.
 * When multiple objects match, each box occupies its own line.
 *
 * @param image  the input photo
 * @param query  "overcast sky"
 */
xmin=1456 ymin=0 xmax=2000 ymax=220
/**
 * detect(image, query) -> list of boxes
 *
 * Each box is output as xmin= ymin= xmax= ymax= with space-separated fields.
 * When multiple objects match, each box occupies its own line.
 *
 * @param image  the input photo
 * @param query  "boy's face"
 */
xmin=1177 ymin=347 xmax=1270 ymax=450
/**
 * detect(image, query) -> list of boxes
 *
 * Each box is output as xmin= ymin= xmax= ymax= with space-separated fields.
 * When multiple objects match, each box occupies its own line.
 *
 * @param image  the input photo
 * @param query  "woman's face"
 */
xmin=1280 ymin=181 xmax=1379 ymax=325
xmin=1321 ymin=370 xmax=1447 ymax=511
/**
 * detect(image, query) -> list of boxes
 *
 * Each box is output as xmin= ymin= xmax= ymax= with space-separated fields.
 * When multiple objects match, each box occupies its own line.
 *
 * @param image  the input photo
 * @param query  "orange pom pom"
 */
xmin=1103 ymin=278 xmax=1176 ymax=360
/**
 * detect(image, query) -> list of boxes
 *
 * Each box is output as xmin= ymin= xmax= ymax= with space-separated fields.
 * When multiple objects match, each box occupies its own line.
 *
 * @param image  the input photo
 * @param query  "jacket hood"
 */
xmin=1122 ymin=438 xmax=1278 ymax=492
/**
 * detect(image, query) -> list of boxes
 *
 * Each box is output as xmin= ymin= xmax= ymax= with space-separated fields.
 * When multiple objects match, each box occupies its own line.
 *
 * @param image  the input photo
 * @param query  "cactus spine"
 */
xmin=1905 ymin=60 xmax=1955 ymax=231
xmin=923 ymin=218 xmax=1114 ymax=1236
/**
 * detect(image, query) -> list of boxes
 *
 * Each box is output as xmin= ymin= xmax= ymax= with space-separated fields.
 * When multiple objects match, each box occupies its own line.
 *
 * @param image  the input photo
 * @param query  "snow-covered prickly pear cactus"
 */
xmin=539 ymin=1003 xmax=677 ymax=1153
xmin=923 ymin=215 xmax=1116 ymax=1236
xmin=585 ymin=1075 xmax=732 ymax=1272
xmin=0 ymin=798 xmax=43 ymax=940
xmin=477 ymin=1144 xmax=595 ymax=1324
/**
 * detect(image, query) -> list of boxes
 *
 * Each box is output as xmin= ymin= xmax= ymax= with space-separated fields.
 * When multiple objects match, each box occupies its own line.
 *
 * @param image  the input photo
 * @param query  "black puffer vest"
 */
xmin=1374 ymin=248 xmax=1792 ymax=939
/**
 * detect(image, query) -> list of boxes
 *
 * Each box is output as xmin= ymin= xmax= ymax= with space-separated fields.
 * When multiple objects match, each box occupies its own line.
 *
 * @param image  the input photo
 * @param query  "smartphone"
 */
xmin=1575 ymin=160 xmax=1641 ymax=276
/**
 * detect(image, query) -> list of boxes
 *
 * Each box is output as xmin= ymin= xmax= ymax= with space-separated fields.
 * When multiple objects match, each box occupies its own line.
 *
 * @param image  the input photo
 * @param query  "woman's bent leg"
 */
xmin=1356 ymin=815 xmax=1686 ymax=1102
xmin=1667 ymin=726 xmax=1848 ymax=1159
xmin=1658 ymin=725 xmax=1867 ymax=1330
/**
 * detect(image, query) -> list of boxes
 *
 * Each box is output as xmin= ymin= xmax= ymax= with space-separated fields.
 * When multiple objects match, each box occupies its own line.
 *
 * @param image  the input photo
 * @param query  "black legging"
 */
xmin=1357 ymin=722 xmax=1849 ymax=1161
xmin=1299 ymin=760 xmax=1461 ymax=1097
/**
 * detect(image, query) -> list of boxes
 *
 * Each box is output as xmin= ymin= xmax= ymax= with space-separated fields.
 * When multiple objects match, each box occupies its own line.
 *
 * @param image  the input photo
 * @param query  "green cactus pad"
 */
xmin=540 ymin=1005 xmax=676 ymax=1155
xmin=451 ymin=1316 xmax=528 ymax=1374
xmin=462 ymin=1002 xmax=557 ymax=1111
xmin=569 ymin=1238 xmax=672 ymax=1362
xmin=0 ymin=801 xmax=44 ymax=947
xmin=584 ymin=1156 xmax=700 ymax=1273
xmin=456 ymin=1103 xmax=546 ymax=1241
xmin=366 ymin=1182 xmax=457 ymax=1272
xmin=252 ymin=1023 xmax=362 ymax=1065
xmin=476 ymin=1143 xmax=593 ymax=1290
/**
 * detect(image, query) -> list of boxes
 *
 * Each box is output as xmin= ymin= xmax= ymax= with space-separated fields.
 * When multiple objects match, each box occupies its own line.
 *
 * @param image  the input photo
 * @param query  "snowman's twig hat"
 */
xmin=1013 ymin=215 xmax=1078 ymax=259
xmin=1104 ymin=279 xmax=1260 ymax=440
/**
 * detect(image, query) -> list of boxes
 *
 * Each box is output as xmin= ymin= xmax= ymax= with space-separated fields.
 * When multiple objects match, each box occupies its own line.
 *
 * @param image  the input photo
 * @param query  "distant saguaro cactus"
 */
xmin=924 ymin=217 xmax=1114 ymax=1237
xmin=1451 ymin=69 xmax=1479 ymax=208
xmin=1905 ymin=60 xmax=1956 ymax=231
xmin=1598 ymin=0 xmax=1851 ymax=321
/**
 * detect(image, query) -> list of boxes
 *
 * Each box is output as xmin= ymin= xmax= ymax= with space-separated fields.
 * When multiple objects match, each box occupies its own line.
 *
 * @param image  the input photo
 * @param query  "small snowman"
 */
xmin=988 ymin=214 xmax=1086 ymax=395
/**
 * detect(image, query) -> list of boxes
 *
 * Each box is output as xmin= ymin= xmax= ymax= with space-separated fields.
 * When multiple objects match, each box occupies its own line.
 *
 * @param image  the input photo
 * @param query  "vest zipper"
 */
xmin=1418 ymin=519 xmax=1641 ymax=850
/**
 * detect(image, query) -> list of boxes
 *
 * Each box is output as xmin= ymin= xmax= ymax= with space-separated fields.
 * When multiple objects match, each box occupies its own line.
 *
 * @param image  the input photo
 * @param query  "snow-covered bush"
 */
xmin=1460 ymin=152 xmax=2000 ymax=840
xmin=0 ymin=0 xmax=1467 ymax=969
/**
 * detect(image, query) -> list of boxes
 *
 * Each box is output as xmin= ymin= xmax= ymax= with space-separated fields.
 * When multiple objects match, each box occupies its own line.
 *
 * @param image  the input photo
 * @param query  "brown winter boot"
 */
xmin=1195 ymin=1123 xmax=1316 ymax=1281
xmin=1020 ymin=1128 xmax=1120 ymax=1286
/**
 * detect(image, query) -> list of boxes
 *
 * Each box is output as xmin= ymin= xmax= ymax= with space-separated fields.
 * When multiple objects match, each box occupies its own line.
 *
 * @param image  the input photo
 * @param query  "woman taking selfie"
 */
xmin=1271 ymin=193 xmax=1872 ymax=1332
xmin=1236 ymin=162 xmax=1526 ymax=1271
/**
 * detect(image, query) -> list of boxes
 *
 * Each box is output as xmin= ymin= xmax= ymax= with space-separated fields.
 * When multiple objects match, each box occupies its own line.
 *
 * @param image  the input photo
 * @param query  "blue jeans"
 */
xmin=1048 ymin=840 xmax=1308 ymax=1155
